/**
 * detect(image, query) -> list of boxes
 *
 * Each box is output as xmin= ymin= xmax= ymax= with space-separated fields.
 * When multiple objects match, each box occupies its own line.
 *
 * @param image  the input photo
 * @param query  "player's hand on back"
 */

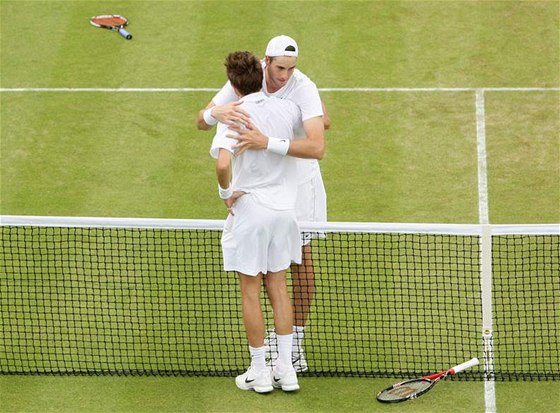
xmin=228 ymin=121 xmax=269 ymax=156
xmin=212 ymin=101 xmax=251 ymax=126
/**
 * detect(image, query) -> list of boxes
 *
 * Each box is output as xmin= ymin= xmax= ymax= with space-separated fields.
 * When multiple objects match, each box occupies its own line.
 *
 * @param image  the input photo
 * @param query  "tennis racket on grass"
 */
xmin=90 ymin=15 xmax=132 ymax=40
xmin=376 ymin=357 xmax=479 ymax=403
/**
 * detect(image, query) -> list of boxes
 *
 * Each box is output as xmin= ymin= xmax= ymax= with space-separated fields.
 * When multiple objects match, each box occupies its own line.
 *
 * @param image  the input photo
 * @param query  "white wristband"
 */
xmin=203 ymin=108 xmax=218 ymax=126
xmin=266 ymin=137 xmax=290 ymax=156
xmin=218 ymin=184 xmax=233 ymax=199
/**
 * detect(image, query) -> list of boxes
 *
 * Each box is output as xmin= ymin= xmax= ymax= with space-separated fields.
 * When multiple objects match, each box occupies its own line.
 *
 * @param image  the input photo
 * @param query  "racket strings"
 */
xmin=379 ymin=379 xmax=432 ymax=401
xmin=92 ymin=16 xmax=126 ymax=27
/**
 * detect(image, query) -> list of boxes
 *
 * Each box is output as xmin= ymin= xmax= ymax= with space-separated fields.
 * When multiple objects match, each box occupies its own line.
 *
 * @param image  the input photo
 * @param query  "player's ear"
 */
xmin=264 ymin=56 xmax=271 ymax=66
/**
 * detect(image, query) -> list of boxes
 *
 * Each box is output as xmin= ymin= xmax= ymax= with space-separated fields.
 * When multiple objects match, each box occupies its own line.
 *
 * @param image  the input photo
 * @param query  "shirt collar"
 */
xmin=240 ymin=91 xmax=268 ymax=103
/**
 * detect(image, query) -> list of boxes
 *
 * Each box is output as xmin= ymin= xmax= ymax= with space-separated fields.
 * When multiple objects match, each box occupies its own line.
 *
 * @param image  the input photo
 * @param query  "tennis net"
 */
xmin=1 ymin=216 xmax=558 ymax=380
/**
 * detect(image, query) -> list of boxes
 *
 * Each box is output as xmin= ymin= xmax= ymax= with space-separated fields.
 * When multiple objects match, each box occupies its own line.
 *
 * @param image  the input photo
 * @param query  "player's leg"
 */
xmin=235 ymin=272 xmax=273 ymax=393
xmin=288 ymin=173 xmax=327 ymax=372
xmin=239 ymin=272 xmax=266 ymax=348
xmin=291 ymin=243 xmax=315 ymax=327
xmin=265 ymin=270 xmax=299 ymax=391
xmin=290 ymin=243 xmax=314 ymax=372
xmin=265 ymin=270 xmax=293 ymax=336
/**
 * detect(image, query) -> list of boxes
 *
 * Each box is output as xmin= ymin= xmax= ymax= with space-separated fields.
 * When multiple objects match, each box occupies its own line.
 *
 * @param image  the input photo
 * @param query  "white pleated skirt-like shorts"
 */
xmin=221 ymin=194 xmax=302 ymax=276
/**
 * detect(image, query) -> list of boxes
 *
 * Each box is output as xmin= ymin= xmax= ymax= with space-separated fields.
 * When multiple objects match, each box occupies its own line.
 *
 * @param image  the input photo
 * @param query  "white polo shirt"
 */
xmin=210 ymin=92 xmax=301 ymax=210
xmin=212 ymin=64 xmax=323 ymax=184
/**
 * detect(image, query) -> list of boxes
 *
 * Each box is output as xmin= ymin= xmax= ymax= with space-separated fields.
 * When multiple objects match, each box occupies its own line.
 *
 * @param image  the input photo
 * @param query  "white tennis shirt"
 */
xmin=210 ymin=92 xmax=302 ymax=210
xmin=212 ymin=64 xmax=324 ymax=184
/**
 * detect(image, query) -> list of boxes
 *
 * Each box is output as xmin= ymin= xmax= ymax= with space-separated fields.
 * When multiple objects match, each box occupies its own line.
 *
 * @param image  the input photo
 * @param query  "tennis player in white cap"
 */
xmin=197 ymin=35 xmax=329 ymax=373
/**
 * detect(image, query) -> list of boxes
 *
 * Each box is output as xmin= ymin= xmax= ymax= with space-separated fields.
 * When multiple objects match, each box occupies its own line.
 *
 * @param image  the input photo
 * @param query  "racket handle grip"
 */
xmin=119 ymin=28 xmax=132 ymax=40
xmin=452 ymin=358 xmax=479 ymax=374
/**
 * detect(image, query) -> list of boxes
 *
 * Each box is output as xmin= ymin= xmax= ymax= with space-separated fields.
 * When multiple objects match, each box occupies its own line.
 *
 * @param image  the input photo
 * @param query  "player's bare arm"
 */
xmin=197 ymin=101 xmax=251 ymax=131
xmin=230 ymin=116 xmax=324 ymax=160
xmin=215 ymin=149 xmax=232 ymax=190
xmin=215 ymin=148 xmax=246 ymax=214
xmin=288 ymin=116 xmax=325 ymax=159
xmin=215 ymin=149 xmax=234 ymax=213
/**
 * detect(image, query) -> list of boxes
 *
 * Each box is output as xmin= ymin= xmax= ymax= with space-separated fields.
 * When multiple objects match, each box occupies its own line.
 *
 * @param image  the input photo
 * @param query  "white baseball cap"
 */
xmin=265 ymin=35 xmax=299 ymax=57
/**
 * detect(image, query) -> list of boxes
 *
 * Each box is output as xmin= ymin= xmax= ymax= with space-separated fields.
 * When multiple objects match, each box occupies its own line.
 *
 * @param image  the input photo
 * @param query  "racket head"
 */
xmin=376 ymin=378 xmax=435 ymax=403
xmin=90 ymin=14 xmax=128 ymax=29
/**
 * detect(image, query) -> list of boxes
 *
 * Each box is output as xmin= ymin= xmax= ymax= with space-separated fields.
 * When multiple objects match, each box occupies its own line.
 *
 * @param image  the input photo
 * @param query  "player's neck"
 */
xmin=265 ymin=77 xmax=281 ymax=94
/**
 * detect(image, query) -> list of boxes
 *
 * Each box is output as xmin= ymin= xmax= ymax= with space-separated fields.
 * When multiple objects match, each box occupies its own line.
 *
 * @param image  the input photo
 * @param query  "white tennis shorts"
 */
xmin=221 ymin=195 xmax=302 ymax=276
xmin=295 ymin=173 xmax=327 ymax=245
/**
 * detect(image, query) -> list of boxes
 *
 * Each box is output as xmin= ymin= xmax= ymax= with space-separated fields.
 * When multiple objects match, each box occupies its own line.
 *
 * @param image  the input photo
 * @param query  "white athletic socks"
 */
xmin=249 ymin=345 xmax=267 ymax=371
xmin=293 ymin=325 xmax=305 ymax=351
xmin=275 ymin=334 xmax=293 ymax=371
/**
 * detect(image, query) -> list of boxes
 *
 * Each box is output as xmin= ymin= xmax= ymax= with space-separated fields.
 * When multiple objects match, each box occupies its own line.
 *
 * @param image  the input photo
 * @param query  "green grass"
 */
xmin=485 ymin=92 xmax=560 ymax=223
xmin=1 ymin=0 xmax=559 ymax=412
xmin=0 ymin=92 xmax=214 ymax=218
xmin=322 ymin=91 xmax=480 ymax=222
xmin=1 ymin=376 xmax=559 ymax=413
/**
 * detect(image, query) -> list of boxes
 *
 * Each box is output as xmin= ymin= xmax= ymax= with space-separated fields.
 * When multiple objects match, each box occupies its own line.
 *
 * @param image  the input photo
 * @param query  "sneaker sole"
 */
xmin=273 ymin=382 xmax=300 ymax=392
xmin=254 ymin=385 xmax=274 ymax=393
xmin=236 ymin=382 xmax=274 ymax=393
xmin=235 ymin=379 xmax=274 ymax=393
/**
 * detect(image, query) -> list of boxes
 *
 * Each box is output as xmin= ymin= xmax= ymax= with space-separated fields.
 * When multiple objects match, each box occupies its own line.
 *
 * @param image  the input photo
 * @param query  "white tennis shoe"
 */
xmin=235 ymin=366 xmax=274 ymax=393
xmin=291 ymin=349 xmax=308 ymax=373
xmin=271 ymin=366 xmax=300 ymax=392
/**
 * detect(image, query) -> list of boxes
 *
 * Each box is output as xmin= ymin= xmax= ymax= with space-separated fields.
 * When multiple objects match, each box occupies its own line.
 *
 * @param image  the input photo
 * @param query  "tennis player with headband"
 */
xmin=197 ymin=35 xmax=330 ymax=373
xmin=209 ymin=51 xmax=324 ymax=393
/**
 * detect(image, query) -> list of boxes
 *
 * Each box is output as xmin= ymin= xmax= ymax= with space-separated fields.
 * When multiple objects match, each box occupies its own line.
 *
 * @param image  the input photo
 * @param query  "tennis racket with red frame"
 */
xmin=90 ymin=15 xmax=132 ymax=40
xmin=376 ymin=358 xmax=479 ymax=403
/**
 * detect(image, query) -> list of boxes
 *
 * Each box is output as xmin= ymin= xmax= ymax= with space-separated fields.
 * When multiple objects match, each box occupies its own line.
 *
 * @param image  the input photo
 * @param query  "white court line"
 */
xmin=475 ymin=89 xmax=497 ymax=413
xmin=0 ymin=87 xmax=559 ymax=92
xmin=476 ymin=90 xmax=490 ymax=225
xmin=321 ymin=87 xmax=559 ymax=92
xmin=485 ymin=379 xmax=497 ymax=413
xmin=0 ymin=88 xmax=221 ymax=92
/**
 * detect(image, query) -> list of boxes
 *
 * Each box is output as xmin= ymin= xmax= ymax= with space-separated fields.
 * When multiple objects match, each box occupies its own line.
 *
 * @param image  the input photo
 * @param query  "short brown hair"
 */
xmin=224 ymin=51 xmax=263 ymax=96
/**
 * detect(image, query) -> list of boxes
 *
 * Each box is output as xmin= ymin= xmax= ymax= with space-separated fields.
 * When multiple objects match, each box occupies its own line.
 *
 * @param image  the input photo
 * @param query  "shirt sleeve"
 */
xmin=292 ymin=78 xmax=323 ymax=122
xmin=209 ymin=123 xmax=238 ymax=159
xmin=212 ymin=81 xmax=238 ymax=106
